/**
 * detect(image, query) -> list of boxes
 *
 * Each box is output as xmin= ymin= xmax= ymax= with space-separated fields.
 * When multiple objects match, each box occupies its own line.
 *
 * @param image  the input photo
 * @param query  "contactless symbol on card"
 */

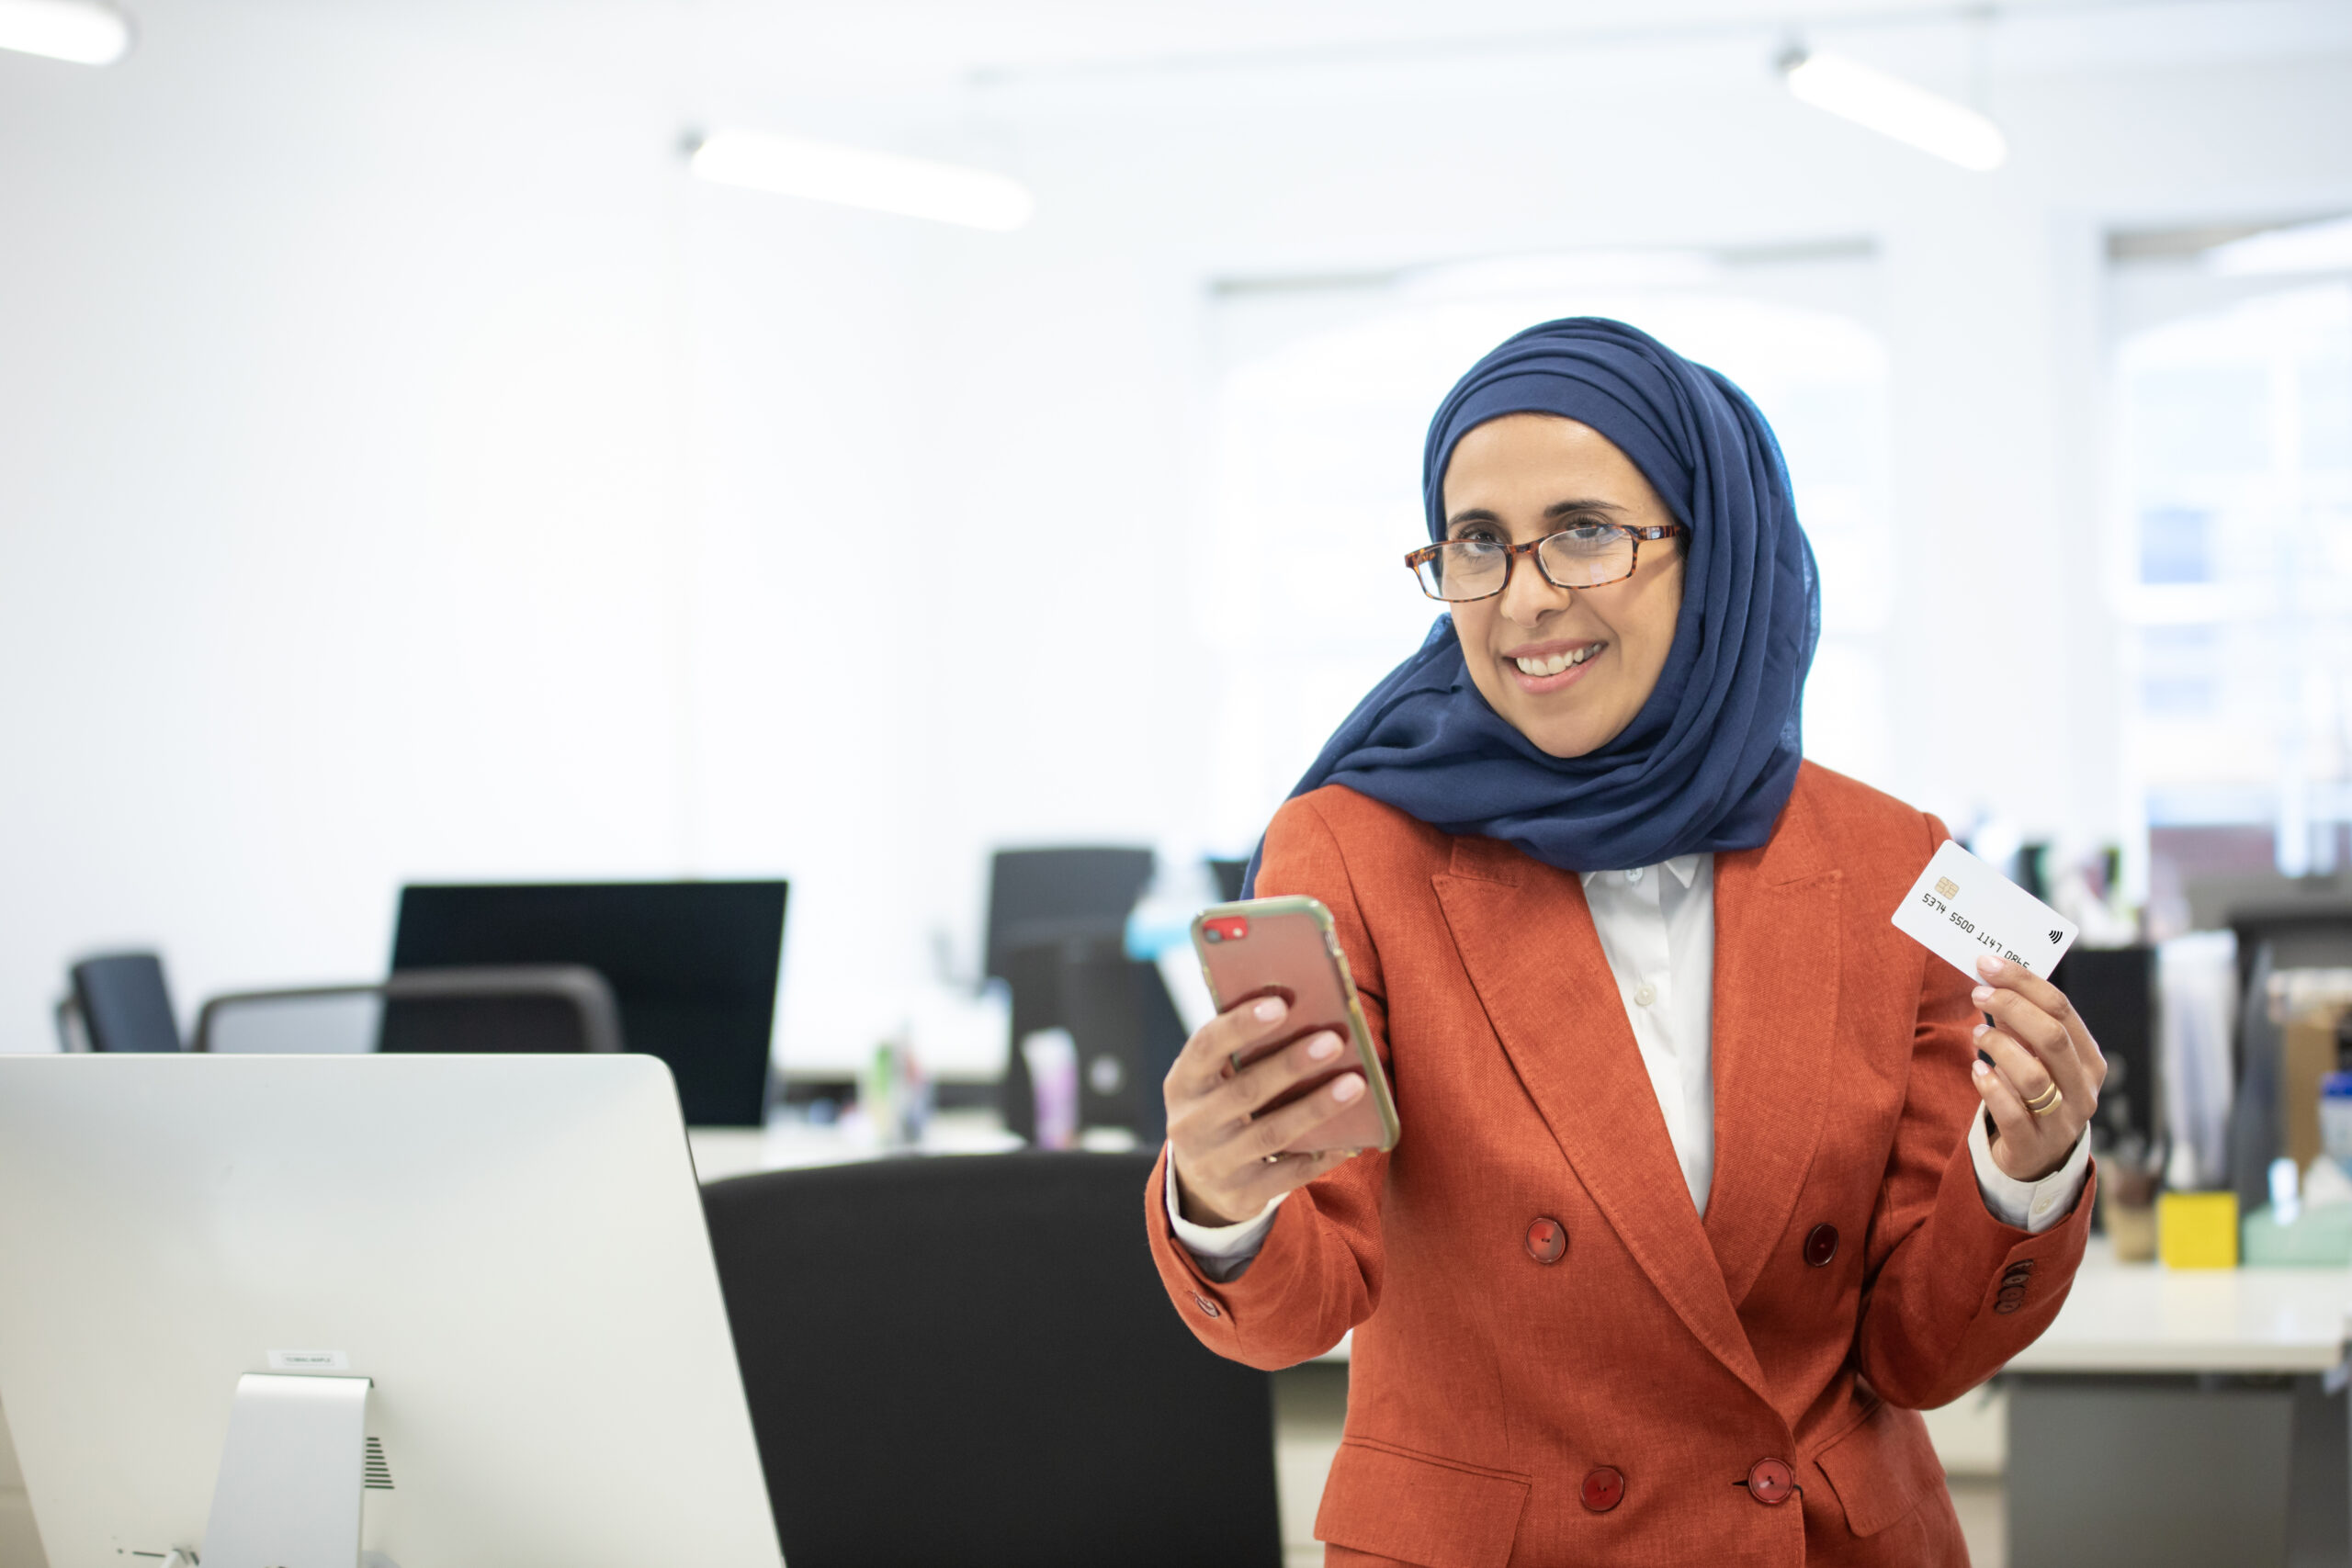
xmin=1890 ymin=840 xmax=2080 ymax=982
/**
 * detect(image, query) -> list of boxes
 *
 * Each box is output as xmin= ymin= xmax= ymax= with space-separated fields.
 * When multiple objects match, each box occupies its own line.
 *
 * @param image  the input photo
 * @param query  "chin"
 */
xmin=1513 ymin=714 xmax=1611 ymax=760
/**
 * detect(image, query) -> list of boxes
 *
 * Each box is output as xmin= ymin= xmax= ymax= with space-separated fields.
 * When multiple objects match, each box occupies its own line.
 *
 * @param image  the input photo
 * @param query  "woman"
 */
xmin=1148 ymin=319 xmax=2100 ymax=1567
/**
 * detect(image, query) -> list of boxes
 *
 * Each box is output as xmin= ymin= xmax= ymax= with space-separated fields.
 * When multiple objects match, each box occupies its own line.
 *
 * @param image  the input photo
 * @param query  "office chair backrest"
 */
xmin=702 ymin=1152 xmax=1283 ymax=1568
xmin=377 ymin=965 xmax=626 ymax=1055
xmin=69 ymin=953 xmax=182 ymax=1053
xmin=191 ymin=965 xmax=624 ymax=1055
xmin=983 ymin=848 xmax=1154 ymax=984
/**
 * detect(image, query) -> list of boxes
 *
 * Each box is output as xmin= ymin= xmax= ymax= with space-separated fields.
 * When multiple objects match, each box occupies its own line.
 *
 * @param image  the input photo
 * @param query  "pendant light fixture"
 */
xmin=0 ymin=0 xmax=132 ymax=65
xmin=1780 ymin=45 xmax=2007 ymax=172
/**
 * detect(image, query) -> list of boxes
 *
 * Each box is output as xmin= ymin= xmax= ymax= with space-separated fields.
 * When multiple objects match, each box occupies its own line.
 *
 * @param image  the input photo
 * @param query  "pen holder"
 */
xmin=2158 ymin=1190 xmax=2240 ymax=1269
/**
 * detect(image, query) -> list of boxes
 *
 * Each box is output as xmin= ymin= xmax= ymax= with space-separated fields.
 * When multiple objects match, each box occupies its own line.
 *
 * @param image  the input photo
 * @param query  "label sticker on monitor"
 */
xmin=268 ymin=1349 xmax=350 ymax=1371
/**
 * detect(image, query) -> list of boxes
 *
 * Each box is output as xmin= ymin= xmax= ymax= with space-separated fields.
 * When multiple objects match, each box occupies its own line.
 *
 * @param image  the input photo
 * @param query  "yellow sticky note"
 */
xmin=2159 ymin=1190 xmax=2240 ymax=1269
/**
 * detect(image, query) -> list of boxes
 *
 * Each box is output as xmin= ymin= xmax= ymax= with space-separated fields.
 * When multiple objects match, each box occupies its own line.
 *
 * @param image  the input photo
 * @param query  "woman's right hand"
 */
xmin=1164 ymin=994 xmax=1369 ymax=1226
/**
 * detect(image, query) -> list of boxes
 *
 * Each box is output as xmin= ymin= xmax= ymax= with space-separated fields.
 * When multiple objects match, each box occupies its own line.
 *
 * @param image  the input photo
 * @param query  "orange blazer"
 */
xmin=1147 ymin=762 xmax=2095 ymax=1567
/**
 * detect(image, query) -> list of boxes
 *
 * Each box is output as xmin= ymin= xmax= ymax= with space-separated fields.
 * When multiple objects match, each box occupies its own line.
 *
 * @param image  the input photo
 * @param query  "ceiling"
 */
xmin=671 ymin=0 xmax=2352 ymax=97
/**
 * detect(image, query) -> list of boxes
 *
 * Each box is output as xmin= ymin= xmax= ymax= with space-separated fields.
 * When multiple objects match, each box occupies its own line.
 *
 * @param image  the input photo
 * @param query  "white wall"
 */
xmin=3 ymin=0 xmax=2349 ymax=1071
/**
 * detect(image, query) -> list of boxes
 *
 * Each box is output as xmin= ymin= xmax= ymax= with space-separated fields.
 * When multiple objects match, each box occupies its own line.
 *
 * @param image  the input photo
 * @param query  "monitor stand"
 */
xmin=184 ymin=1372 xmax=385 ymax=1568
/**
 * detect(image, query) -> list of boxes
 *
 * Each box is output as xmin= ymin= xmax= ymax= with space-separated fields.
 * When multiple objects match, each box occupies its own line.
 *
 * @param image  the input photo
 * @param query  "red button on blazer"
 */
xmin=1580 ymin=1466 xmax=1624 ymax=1512
xmin=1747 ymin=1458 xmax=1796 ymax=1506
xmin=1804 ymin=1223 xmax=1839 ymax=1267
xmin=1525 ymin=1217 xmax=1566 ymax=1264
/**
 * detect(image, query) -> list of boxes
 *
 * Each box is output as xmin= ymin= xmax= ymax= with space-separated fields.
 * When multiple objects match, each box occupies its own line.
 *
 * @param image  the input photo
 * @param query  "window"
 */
xmin=2115 ymin=284 xmax=2352 ymax=878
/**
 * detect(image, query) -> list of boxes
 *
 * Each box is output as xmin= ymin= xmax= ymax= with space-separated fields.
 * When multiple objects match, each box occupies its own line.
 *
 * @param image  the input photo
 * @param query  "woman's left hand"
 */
xmin=1970 ymin=954 xmax=2107 ymax=1182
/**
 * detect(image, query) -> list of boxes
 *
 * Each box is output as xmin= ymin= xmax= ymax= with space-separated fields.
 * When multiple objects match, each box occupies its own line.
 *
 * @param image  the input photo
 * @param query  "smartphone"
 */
xmin=1191 ymin=896 xmax=1400 ymax=1155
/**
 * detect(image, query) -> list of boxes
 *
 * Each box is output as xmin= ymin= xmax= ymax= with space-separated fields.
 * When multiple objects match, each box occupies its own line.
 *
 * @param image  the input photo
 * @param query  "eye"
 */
xmin=1554 ymin=519 xmax=1619 ymax=545
xmin=1451 ymin=524 xmax=1505 ymax=546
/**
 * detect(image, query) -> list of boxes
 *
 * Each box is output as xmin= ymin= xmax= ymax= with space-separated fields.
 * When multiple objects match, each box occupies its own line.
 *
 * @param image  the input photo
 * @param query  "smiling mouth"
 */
xmin=1511 ymin=644 xmax=1603 ymax=677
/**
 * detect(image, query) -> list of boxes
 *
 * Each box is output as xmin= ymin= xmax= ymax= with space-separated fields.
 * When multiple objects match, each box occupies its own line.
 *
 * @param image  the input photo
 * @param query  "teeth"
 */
xmin=1514 ymin=645 xmax=1600 ymax=676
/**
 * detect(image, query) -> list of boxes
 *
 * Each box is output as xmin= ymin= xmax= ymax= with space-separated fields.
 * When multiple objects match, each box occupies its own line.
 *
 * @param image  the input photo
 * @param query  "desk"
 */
xmin=684 ymin=1113 xmax=1025 ymax=1184
xmin=1999 ymin=1241 xmax=2351 ymax=1568
xmin=2010 ymin=1240 xmax=2352 ymax=1375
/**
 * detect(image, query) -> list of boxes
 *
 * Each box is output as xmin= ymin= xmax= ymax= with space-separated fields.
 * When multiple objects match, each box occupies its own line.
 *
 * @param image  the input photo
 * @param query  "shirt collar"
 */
xmin=1581 ymin=854 xmax=1703 ymax=889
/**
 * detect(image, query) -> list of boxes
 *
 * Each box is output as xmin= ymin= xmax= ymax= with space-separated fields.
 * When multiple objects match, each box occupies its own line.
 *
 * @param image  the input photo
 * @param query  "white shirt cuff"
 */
xmin=1970 ymin=1113 xmax=2091 ymax=1234
xmin=1164 ymin=1155 xmax=1284 ymax=1282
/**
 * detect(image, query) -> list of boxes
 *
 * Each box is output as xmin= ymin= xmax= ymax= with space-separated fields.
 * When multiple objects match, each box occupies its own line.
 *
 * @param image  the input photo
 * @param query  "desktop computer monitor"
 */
xmin=389 ymin=881 xmax=787 ymax=1126
xmin=0 ymin=1054 xmax=782 ymax=1568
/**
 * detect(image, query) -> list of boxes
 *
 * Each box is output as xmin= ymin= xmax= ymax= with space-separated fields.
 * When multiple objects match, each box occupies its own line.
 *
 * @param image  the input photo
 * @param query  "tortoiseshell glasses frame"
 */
xmin=1404 ymin=524 xmax=1688 ymax=602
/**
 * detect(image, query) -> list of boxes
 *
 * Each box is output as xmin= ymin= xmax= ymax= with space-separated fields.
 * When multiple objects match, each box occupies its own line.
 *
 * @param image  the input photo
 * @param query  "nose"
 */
xmin=1498 ymin=546 xmax=1573 ymax=627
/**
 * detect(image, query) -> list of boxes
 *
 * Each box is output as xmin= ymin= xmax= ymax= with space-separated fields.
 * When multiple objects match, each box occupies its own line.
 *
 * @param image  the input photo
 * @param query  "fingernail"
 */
xmin=1331 ymin=1074 xmax=1364 ymax=1102
xmin=1973 ymin=1060 xmax=1991 ymax=1079
xmin=1972 ymin=986 xmax=1995 ymax=1006
xmin=1973 ymin=1022 xmax=1990 ymax=1039
xmin=1977 ymin=955 xmax=2004 ymax=976
xmin=1306 ymin=1032 xmax=1340 ymax=1062
xmin=1254 ymin=998 xmax=1286 ymax=1022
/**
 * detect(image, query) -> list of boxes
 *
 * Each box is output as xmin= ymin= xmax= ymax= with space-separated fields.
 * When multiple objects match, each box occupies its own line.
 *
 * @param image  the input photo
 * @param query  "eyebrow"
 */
xmin=1444 ymin=498 xmax=1630 ymax=534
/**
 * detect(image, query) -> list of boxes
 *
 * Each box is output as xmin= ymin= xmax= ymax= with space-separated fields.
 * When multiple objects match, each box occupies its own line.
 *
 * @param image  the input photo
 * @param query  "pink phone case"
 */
xmin=1191 ymin=896 xmax=1400 ymax=1155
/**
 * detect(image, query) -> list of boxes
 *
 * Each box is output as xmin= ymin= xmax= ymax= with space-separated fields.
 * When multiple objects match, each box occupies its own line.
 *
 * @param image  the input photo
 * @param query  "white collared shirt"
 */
xmin=1170 ymin=854 xmax=2092 ymax=1280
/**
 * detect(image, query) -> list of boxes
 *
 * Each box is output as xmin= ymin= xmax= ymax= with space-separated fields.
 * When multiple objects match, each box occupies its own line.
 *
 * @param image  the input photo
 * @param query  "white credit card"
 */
xmin=1890 ymin=840 xmax=2080 ymax=981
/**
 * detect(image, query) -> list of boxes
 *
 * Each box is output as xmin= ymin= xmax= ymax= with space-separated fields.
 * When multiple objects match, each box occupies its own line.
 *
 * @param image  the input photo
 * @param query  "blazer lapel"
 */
xmin=1703 ymin=784 xmax=1842 ymax=1310
xmin=1433 ymin=841 xmax=1770 ymax=1407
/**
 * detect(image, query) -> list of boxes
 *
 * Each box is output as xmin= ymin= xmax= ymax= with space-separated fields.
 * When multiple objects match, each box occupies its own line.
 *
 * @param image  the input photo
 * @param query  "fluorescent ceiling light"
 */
xmin=689 ymin=130 xmax=1035 ymax=232
xmin=1781 ymin=48 xmax=2007 ymax=172
xmin=2207 ymin=214 xmax=2352 ymax=276
xmin=0 ymin=0 xmax=131 ymax=65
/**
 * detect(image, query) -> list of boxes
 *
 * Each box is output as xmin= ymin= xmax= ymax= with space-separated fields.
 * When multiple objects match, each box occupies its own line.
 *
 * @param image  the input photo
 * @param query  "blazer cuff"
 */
xmin=1970 ymin=1115 xmax=2091 ymax=1234
xmin=1163 ymin=1151 xmax=1284 ymax=1281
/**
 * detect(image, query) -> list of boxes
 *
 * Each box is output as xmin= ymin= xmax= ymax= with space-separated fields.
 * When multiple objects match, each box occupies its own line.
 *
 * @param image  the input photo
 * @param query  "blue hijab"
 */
xmin=1243 ymin=317 xmax=1819 ymax=893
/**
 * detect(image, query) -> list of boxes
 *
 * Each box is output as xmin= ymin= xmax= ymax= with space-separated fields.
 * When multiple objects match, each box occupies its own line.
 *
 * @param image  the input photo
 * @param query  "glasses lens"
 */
xmin=1538 ymin=525 xmax=1635 ymax=588
xmin=1419 ymin=541 xmax=1507 ymax=601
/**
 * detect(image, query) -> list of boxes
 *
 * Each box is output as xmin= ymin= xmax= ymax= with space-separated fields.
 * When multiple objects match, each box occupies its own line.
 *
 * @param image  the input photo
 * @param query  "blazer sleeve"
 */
xmin=1143 ymin=793 xmax=1392 ymax=1371
xmin=1850 ymin=811 xmax=2099 ymax=1408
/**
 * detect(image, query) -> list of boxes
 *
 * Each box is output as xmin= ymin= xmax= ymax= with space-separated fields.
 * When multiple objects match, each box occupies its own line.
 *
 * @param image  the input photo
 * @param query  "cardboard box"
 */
xmin=2282 ymin=1003 xmax=2349 ymax=1174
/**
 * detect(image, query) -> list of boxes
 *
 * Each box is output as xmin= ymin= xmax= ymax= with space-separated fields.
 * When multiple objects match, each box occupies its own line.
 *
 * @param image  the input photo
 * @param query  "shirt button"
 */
xmin=1625 ymin=867 xmax=1644 ymax=885
xmin=1581 ymin=1466 xmax=1625 ymax=1512
xmin=2031 ymin=1195 xmax=2053 ymax=1217
xmin=1190 ymin=1292 xmax=1222 ymax=1319
xmin=1525 ymin=1216 xmax=1567 ymax=1264
xmin=1746 ymin=1458 xmax=1796 ymax=1506
xmin=1634 ymin=982 xmax=1658 ymax=1008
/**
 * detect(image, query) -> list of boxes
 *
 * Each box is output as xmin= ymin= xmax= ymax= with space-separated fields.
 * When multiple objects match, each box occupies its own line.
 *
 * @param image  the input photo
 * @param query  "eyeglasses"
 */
xmin=1404 ymin=523 xmax=1688 ymax=603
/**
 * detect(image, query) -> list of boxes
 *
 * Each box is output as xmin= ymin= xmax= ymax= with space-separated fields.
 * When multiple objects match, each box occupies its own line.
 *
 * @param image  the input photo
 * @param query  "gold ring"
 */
xmin=2028 ymin=1085 xmax=2064 ymax=1117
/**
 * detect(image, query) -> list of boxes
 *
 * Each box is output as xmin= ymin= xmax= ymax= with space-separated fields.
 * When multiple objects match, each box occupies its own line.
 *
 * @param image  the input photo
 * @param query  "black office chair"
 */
xmin=702 ymin=1152 xmax=1283 ymax=1568
xmin=57 ymin=953 xmax=184 ymax=1052
xmin=189 ymin=965 xmax=625 ymax=1054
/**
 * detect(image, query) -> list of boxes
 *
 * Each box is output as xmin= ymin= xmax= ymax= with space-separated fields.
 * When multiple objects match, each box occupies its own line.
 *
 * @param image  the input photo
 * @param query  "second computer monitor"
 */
xmin=389 ymin=881 xmax=786 ymax=1126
